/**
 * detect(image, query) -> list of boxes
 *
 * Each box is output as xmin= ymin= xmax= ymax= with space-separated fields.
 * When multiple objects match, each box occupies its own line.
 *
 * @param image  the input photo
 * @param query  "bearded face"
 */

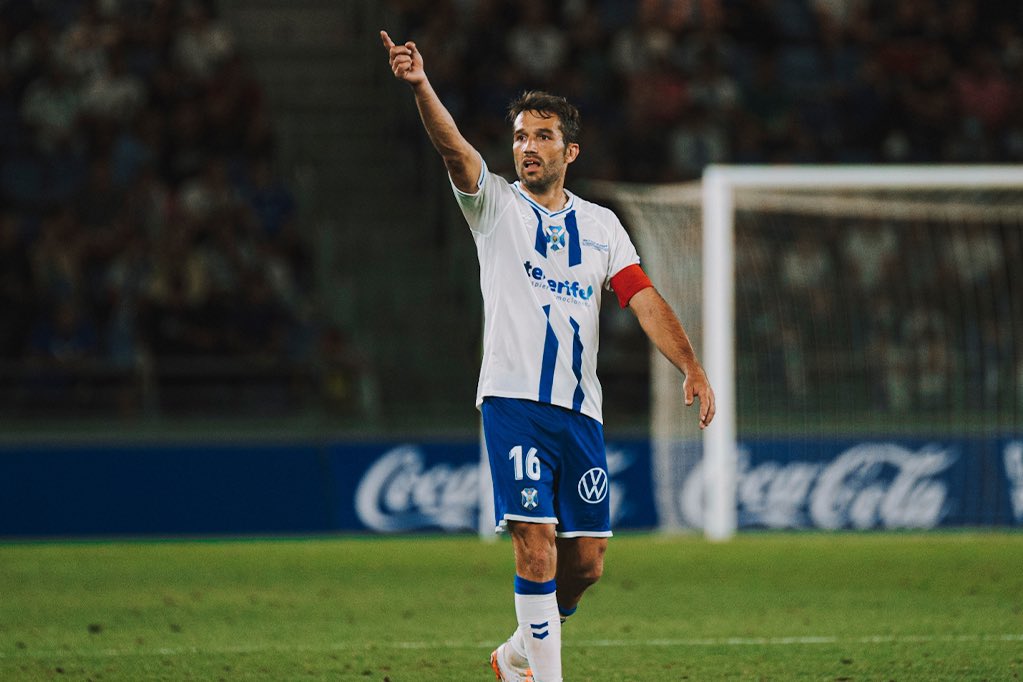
xmin=512 ymin=110 xmax=578 ymax=195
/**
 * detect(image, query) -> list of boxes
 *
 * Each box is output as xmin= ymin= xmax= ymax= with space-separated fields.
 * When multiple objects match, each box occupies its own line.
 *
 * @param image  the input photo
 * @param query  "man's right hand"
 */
xmin=378 ymin=28 xmax=480 ymax=194
xmin=380 ymin=30 xmax=426 ymax=86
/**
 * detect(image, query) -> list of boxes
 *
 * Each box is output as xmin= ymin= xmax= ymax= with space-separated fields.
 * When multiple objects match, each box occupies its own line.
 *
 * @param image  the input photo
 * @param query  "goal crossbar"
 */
xmin=701 ymin=164 xmax=1023 ymax=541
xmin=704 ymin=165 xmax=1023 ymax=189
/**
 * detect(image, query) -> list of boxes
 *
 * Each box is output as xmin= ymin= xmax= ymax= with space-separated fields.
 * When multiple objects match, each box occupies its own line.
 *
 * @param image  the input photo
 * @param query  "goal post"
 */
xmin=702 ymin=168 xmax=738 ymax=541
xmin=589 ymin=165 xmax=1023 ymax=541
xmin=702 ymin=165 xmax=1023 ymax=541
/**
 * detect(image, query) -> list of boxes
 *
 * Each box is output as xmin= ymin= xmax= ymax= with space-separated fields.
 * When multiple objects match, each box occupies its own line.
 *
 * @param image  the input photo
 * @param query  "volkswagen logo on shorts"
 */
xmin=577 ymin=468 xmax=608 ymax=503
xmin=521 ymin=488 xmax=539 ymax=510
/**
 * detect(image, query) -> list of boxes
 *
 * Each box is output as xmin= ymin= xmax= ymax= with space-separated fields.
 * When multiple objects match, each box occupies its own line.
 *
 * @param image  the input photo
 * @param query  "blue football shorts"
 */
xmin=481 ymin=396 xmax=612 ymax=538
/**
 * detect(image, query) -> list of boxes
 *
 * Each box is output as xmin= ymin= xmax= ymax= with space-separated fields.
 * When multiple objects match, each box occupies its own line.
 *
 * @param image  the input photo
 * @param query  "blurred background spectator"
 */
xmin=0 ymin=0 xmax=1019 ymax=430
xmin=0 ymin=0 xmax=352 ymax=420
xmin=393 ymin=0 xmax=1023 ymax=179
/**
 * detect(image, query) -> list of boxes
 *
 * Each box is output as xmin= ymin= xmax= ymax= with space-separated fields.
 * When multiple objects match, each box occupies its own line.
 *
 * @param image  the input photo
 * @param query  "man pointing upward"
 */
xmin=381 ymin=30 xmax=714 ymax=682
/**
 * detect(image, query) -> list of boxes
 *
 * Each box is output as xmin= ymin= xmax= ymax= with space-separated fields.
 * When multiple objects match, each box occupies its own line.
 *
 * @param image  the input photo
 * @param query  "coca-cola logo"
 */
xmin=353 ymin=444 xmax=636 ymax=532
xmin=680 ymin=442 xmax=957 ymax=530
xmin=810 ymin=444 xmax=955 ymax=529
xmin=355 ymin=446 xmax=479 ymax=532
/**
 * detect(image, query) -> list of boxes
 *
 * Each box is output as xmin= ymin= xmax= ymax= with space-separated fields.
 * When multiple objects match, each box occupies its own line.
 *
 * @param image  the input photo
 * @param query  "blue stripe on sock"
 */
xmin=514 ymin=575 xmax=557 ymax=595
xmin=559 ymin=604 xmax=577 ymax=619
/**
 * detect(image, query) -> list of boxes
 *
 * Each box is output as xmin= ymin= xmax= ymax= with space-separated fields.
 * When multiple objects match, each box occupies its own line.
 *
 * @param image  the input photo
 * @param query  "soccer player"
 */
xmin=381 ymin=31 xmax=715 ymax=682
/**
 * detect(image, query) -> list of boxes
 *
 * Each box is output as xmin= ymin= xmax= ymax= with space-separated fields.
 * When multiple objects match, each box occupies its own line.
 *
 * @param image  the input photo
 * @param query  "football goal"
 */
xmin=590 ymin=165 xmax=1023 ymax=540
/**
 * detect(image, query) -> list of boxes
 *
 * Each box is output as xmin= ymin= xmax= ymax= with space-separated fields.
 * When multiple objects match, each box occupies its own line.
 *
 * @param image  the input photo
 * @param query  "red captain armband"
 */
xmin=610 ymin=264 xmax=653 ymax=308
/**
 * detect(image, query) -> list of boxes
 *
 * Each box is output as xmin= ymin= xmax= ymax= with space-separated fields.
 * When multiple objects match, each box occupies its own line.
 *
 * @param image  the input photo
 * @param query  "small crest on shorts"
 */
xmin=521 ymin=487 xmax=539 ymax=510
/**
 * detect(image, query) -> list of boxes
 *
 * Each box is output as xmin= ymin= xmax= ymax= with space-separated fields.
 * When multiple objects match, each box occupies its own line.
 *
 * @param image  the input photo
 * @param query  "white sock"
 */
xmin=506 ymin=625 xmax=529 ymax=668
xmin=509 ymin=600 xmax=574 ymax=668
xmin=514 ymin=577 xmax=562 ymax=682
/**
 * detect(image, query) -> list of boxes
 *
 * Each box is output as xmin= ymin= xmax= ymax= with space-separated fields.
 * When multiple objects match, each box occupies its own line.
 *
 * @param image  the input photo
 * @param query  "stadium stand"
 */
xmin=393 ymin=0 xmax=1023 ymax=181
xmin=0 ymin=0 xmax=370 ymax=421
xmin=1 ymin=0 xmax=1021 ymax=428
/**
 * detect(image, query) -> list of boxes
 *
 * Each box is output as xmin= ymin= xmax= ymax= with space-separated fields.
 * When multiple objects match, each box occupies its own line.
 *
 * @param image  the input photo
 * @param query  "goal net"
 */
xmin=588 ymin=166 xmax=1023 ymax=540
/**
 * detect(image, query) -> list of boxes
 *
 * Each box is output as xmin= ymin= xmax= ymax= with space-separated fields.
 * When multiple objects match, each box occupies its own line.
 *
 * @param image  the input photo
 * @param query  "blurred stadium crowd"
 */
xmin=0 ymin=0 xmax=356 ymax=416
xmin=738 ymin=214 xmax=1023 ymax=417
xmin=394 ymin=0 xmax=1023 ymax=181
xmin=1 ymin=0 xmax=1020 ymax=421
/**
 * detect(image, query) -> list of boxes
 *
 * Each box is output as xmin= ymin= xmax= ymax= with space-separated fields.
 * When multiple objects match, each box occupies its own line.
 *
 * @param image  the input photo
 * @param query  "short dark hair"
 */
xmin=507 ymin=91 xmax=581 ymax=146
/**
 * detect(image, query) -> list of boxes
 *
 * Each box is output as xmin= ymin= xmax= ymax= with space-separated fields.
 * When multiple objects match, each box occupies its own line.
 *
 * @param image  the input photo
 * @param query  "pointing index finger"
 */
xmin=380 ymin=30 xmax=395 ymax=49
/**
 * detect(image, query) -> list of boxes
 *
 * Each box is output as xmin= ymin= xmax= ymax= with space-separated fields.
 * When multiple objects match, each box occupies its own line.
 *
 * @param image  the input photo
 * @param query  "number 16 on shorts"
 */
xmin=509 ymin=445 xmax=541 ymax=481
xmin=510 ymin=446 xmax=541 ymax=511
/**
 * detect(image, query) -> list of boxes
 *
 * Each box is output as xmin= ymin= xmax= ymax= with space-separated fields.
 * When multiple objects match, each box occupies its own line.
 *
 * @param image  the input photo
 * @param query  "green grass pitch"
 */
xmin=2 ymin=532 xmax=1022 ymax=680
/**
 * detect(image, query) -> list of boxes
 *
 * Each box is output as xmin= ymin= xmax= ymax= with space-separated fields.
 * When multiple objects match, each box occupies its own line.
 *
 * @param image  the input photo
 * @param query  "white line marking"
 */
xmin=4 ymin=634 xmax=1023 ymax=659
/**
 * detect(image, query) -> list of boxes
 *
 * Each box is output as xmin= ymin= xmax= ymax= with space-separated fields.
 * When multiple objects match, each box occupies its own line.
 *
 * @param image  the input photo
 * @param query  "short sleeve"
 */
xmin=603 ymin=212 xmax=642 ymax=289
xmin=450 ymin=153 xmax=506 ymax=236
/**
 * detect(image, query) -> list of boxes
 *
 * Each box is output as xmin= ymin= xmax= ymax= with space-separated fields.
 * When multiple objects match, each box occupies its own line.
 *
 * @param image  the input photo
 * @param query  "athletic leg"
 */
xmin=507 ymin=534 xmax=605 ymax=662
xmin=551 ymin=409 xmax=611 ymax=627
xmin=508 ymin=521 xmax=562 ymax=682
xmin=555 ymin=536 xmax=607 ymax=615
xmin=510 ymin=520 xmax=557 ymax=581
xmin=482 ymin=398 xmax=564 ymax=681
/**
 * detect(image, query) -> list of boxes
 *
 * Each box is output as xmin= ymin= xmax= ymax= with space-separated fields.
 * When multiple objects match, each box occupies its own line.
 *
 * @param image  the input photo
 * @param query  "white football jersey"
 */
xmin=452 ymin=157 xmax=640 ymax=423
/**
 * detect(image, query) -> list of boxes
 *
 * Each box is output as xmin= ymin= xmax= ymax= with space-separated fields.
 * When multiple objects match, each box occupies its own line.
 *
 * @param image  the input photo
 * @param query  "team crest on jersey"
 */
xmin=530 ymin=205 xmax=581 ymax=266
xmin=544 ymin=223 xmax=567 ymax=252
xmin=521 ymin=487 xmax=539 ymax=510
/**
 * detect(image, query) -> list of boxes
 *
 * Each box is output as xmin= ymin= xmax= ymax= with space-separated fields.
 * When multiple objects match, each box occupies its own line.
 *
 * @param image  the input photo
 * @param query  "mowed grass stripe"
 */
xmin=4 ymin=633 xmax=1023 ymax=659
xmin=2 ymin=532 xmax=1022 ymax=680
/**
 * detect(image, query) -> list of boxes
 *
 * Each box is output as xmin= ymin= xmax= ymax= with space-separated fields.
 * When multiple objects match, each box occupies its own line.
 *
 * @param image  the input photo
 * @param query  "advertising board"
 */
xmin=1 ymin=437 xmax=1019 ymax=536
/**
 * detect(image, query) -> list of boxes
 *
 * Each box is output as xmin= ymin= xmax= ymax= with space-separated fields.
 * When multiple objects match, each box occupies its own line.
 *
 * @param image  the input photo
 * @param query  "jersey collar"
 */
xmin=514 ymin=181 xmax=576 ymax=218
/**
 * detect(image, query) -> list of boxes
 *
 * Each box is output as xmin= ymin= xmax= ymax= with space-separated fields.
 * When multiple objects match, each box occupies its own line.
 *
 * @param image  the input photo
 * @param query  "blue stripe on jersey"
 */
xmin=570 ymin=317 xmax=585 ymax=411
xmin=532 ymin=206 xmax=547 ymax=258
xmin=538 ymin=304 xmax=558 ymax=404
xmin=565 ymin=210 xmax=581 ymax=267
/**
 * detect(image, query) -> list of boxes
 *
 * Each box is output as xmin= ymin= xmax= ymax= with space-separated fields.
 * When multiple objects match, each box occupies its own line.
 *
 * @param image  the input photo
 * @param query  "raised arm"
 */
xmin=380 ymin=30 xmax=481 ymax=193
xmin=627 ymin=286 xmax=716 ymax=429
